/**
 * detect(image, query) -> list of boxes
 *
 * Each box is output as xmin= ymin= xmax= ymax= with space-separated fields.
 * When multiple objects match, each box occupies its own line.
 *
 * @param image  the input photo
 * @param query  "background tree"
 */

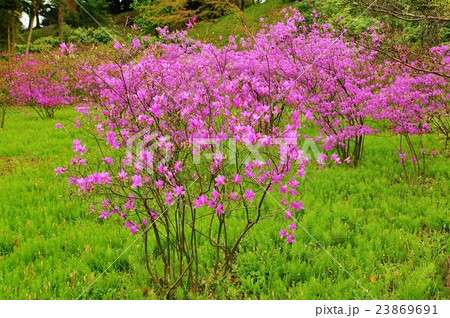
xmin=0 ymin=0 xmax=23 ymax=56
xmin=133 ymin=0 xmax=241 ymax=33
xmin=348 ymin=0 xmax=450 ymax=46
xmin=25 ymin=0 xmax=42 ymax=53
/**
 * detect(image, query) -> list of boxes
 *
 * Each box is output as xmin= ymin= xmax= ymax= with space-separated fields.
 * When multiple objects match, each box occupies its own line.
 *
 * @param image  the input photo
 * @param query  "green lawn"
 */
xmin=0 ymin=107 xmax=449 ymax=299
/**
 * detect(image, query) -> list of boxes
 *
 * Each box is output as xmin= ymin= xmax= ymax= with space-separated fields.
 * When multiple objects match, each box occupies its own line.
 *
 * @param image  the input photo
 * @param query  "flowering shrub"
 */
xmin=6 ymin=50 xmax=78 ymax=119
xmin=51 ymin=8 xmax=449 ymax=296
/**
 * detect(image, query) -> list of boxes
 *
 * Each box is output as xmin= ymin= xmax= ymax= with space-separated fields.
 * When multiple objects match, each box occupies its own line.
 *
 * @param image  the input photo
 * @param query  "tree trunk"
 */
xmin=7 ymin=24 xmax=10 ymax=57
xmin=36 ymin=10 xmax=40 ymax=28
xmin=58 ymin=0 xmax=78 ymax=38
xmin=10 ymin=9 xmax=15 ymax=55
xmin=58 ymin=3 xmax=64 ymax=38
xmin=26 ymin=3 xmax=39 ymax=54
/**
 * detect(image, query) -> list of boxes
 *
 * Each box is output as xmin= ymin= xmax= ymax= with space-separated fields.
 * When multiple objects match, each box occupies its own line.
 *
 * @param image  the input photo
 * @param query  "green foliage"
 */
xmin=189 ymin=0 xmax=288 ymax=45
xmin=68 ymin=27 xmax=112 ymax=45
xmin=29 ymin=36 xmax=61 ymax=52
xmin=133 ymin=0 xmax=240 ymax=33
xmin=0 ymin=108 xmax=448 ymax=299
xmin=64 ymin=0 xmax=110 ymax=28
xmin=345 ymin=0 xmax=450 ymax=46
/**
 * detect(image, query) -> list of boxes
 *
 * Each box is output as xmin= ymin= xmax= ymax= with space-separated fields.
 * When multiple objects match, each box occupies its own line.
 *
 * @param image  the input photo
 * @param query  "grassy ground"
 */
xmin=0 ymin=107 xmax=448 ymax=300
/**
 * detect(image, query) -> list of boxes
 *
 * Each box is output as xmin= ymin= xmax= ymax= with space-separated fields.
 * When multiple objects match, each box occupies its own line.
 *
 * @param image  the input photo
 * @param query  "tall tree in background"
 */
xmin=58 ymin=0 xmax=78 ymax=37
xmin=133 ymin=0 xmax=240 ymax=33
xmin=25 ymin=0 xmax=41 ymax=53
xmin=0 ymin=0 xmax=23 ymax=56
xmin=108 ymin=0 xmax=133 ymax=14
xmin=349 ymin=0 xmax=450 ymax=46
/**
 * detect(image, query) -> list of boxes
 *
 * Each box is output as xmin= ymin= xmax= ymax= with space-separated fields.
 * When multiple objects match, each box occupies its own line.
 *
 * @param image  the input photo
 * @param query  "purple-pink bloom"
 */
xmin=54 ymin=167 xmax=67 ymax=175
xmin=214 ymin=175 xmax=226 ymax=187
xmin=118 ymin=169 xmax=127 ymax=181
xmin=131 ymin=175 xmax=142 ymax=188
xmin=99 ymin=210 xmax=111 ymax=219
xmin=243 ymin=189 xmax=255 ymax=202
xmin=155 ymin=180 xmax=164 ymax=189
xmin=103 ymin=157 xmax=113 ymax=165
xmin=211 ymin=188 xmax=220 ymax=200
xmin=194 ymin=194 xmax=208 ymax=209
xmin=290 ymin=201 xmax=304 ymax=211
xmin=173 ymin=185 xmax=185 ymax=197
xmin=286 ymin=234 xmax=295 ymax=244
xmin=165 ymin=192 xmax=174 ymax=205
xmin=232 ymin=174 xmax=242 ymax=184
xmin=288 ymin=222 xmax=297 ymax=233
xmin=215 ymin=203 xmax=224 ymax=214
xmin=59 ymin=42 xmax=67 ymax=53
xmin=285 ymin=210 xmax=293 ymax=219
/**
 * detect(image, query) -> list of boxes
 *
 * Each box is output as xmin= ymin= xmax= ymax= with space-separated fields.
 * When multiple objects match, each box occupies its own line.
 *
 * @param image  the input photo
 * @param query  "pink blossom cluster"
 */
xmin=56 ymin=8 xmax=449 ymax=243
xmin=6 ymin=54 xmax=74 ymax=117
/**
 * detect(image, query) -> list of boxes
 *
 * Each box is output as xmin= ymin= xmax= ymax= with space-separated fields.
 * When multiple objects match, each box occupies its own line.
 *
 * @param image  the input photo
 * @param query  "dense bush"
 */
xmin=132 ymin=0 xmax=240 ymax=33
xmin=68 ymin=27 xmax=113 ymax=45
xmin=48 ymin=9 xmax=449 ymax=298
xmin=30 ymin=36 xmax=62 ymax=53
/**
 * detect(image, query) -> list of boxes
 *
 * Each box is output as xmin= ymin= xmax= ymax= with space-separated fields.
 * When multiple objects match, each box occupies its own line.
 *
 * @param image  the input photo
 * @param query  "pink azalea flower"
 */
xmin=285 ymin=210 xmax=293 ymax=219
xmin=211 ymin=188 xmax=220 ymax=200
xmin=155 ymin=180 xmax=164 ymax=189
xmin=54 ymin=167 xmax=67 ymax=175
xmin=344 ymin=157 xmax=351 ymax=164
xmin=55 ymin=123 xmax=62 ymax=129
xmin=331 ymin=153 xmax=341 ymax=164
xmin=59 ymin=42 xmax=67 ymax=53
xmin=215 ymin=175 xmax=226 ymax=187
xmin=99 ymin=210 xmax=110 ymax=219
xmin=230 ymin=192 xmax=238 ymax=200
xmin=118 ymin=169 xmax=127 ymax=181
xmin=72 ymin=140 xmax=86 ymax=155
xmin=174 ymin=161 xmax=183 ymax=172
xmin=286 ymin=234 xmax=295 ymax=244
xmin=165 ymin=192 xmax=174 ymax=205
xmin=149 ymin=211 xmax=159 ymax=221
xmin=131 ymin=175 xmax=142 ymax=188
xmin=215 ymin=203 xmax=224 ymax=214
xmin=232 ymin=174 xmax=242 ymax=184
xmin=132 ymin=38 xmax=141 ymax=49
xmin=125 ymin=221 xmax=138 ymax=234
xmin=243 ymin=189 xmax=255 ymax=202
xmin=68 ymin=43 xmax=75 ymax=54
xmin=290 ymin=201 xmax=304 ymax=211
xmin=113 ymin=41 xmax=121 ymax=50
xmin=288 ymin=178 xmax=299 ymax=188
xmin=103 ymin=157 xmax=113 ymax=165
xmin=173 ymin=185 xmax=185 ymax=197
xmin=288 ymin=222 xmax=297 ymax=233
xmin=194 ymin=194 xmax=208 ymax=209
xmin=279 ymin=229 xmax=288 ymax=238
